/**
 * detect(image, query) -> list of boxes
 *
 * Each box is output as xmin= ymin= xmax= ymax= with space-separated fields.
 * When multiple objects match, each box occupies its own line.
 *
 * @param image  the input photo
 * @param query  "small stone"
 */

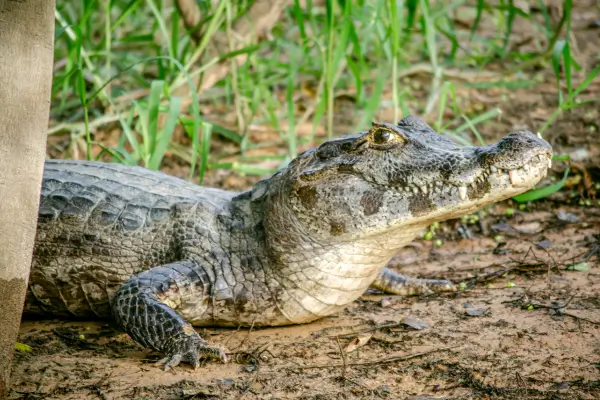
xmin=218 ymin=378 xmax=234 ymax=387
xmin=249 ymin=382 xmax=263 ymax=394
xmin=535 ymin=239 xmax=552 ymax=249
xmin=557 ymin=210 xmax=579 ymax=223
xmin=402 ymin=315 xmax=429 ymax=330
xmin=465 ymin=308 xmax=488 ymax=317
xmin=243 ymin=364 xmax=257 ymax=372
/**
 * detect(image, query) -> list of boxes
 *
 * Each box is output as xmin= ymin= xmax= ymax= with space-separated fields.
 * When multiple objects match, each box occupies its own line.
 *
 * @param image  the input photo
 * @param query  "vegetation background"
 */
xmin=49 ymin=0 xmax=598 ymax=202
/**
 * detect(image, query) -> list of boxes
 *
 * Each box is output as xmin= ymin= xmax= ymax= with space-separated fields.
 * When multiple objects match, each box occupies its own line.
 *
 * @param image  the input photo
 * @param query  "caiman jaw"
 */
xmin=457 ymin=153 xmax=552 ymax=201
xmin=503 ymin=154 xmax=551 ymax=186
xmin=386 ymin=150 xmax=552 ymax=203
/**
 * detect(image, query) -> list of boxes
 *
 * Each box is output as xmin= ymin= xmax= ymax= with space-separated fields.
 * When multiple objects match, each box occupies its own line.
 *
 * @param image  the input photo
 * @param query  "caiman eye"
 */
xmin=373 ymin=129 xmax=392 ymax=144
xmin=370 ymin=122 xmax=406 ymax=147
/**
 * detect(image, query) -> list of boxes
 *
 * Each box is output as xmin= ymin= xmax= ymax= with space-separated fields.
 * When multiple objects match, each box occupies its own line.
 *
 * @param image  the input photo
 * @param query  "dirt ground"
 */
xmin=9 ymin=201 xmax=600 ymax=400
xmin=9 ymin=3 xmax=600 ymax=400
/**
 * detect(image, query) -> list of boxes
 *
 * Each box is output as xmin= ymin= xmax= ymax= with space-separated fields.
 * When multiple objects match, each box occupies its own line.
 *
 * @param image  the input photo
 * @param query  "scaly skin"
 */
xmin=25 ymin=115 xmax=552 ymax=370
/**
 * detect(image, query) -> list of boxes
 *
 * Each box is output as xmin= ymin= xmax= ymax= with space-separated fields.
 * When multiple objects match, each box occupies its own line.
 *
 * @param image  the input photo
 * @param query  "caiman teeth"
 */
xmin=537 ymin=132 xmax=542 ymax=139
xmin=508 ymin=170 xmax=517 ymax=185
xmin=424 ymin=154 xmax=550 ymax=199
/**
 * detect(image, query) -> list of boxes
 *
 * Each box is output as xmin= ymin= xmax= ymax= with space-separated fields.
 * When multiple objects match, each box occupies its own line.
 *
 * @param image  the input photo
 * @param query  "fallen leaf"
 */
xmin=512 ymin=221 xmax=542 ymax=234
xmin=380 ymin=296 xmax=404 ymax=308
xmin=14 ymin=342 xmax=32 ymax=353
xmin=491 ymin=223 xmax=516 ymax=232
xmin=343 ymin=333 xmax=372 ymax=353
xmin=567 ymin=262 xmax=589 ymax=272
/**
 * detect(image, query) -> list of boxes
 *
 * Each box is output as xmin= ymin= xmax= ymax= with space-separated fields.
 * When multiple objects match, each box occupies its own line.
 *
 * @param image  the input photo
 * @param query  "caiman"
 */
xmin=24 ymin=116 xmax=552 ymax=370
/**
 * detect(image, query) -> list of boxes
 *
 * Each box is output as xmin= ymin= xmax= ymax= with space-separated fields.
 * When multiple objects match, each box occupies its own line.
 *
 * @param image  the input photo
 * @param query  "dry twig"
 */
xmin=279 ymin=345 xmax=459 ymax=371
xmin=335 ymin=337 xmax=347 ymax=377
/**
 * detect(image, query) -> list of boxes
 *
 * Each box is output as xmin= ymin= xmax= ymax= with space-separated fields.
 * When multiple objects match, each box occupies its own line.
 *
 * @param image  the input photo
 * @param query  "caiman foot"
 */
xmin=371 ymin=267 xmax=455 ymax=295
xmin=156 ymin=326 xmax=228 ymax=371
xmin=111 ymin=261 xmax=229 ymax=371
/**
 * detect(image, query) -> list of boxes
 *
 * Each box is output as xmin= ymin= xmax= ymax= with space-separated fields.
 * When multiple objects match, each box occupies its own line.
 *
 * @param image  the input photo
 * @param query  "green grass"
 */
xmin=50 ymin=0 xmax=597 ymax=203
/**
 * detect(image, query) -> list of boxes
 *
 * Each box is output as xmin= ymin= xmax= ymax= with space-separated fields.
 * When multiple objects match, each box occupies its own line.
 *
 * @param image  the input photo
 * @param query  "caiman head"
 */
xmin=254 ymin=115 xmax=552 ymax=248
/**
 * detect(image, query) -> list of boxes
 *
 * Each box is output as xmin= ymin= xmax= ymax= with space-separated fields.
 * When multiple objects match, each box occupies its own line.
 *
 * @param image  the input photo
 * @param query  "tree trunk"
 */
xmin=0 ymin=0 xmax=55 ymax=397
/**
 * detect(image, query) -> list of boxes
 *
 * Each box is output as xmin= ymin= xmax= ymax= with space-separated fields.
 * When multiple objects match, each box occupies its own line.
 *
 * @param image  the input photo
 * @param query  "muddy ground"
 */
xmin=9 ymin=201 xmax=600 ymax=400
xmin=9 ymin=3 xmax=600 ymax=400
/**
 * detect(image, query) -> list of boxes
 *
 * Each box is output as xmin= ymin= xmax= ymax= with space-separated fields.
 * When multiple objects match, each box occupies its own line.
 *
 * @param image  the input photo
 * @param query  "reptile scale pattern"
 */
xmin=25 ymin=116 xmax=552 ymax=369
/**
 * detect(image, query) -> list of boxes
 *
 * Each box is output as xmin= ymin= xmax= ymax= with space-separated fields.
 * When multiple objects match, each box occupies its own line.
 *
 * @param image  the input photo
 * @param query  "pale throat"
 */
xmin=292 ymin=223 xmax=428 ymax=282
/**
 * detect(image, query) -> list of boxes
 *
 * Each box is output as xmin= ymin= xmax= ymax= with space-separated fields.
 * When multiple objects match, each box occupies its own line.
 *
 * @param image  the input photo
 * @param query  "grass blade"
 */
xmin=148 ymin=96 xmax=182 ymax=170
xmin=513 ymin=165 xmax=570 ymax=203
xmin=198 ymin=122 xmax=213 ymax=184
xmin=146 ymin=80 xmax=165 ymax=158
xmin=470 ymin=0 xmax=485 ymax=40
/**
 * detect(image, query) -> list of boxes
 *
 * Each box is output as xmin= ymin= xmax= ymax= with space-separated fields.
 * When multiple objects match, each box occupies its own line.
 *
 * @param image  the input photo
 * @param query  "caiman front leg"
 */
xmin=370 ymin=267 xmax=455 ymax=295
xmin=112 ymin=260 xmax=227 ymax=370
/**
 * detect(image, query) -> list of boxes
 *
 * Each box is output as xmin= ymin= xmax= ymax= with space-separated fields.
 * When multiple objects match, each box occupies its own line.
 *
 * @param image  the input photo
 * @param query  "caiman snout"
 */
xmin=479 ymin=130 xmax=553 ymax=189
